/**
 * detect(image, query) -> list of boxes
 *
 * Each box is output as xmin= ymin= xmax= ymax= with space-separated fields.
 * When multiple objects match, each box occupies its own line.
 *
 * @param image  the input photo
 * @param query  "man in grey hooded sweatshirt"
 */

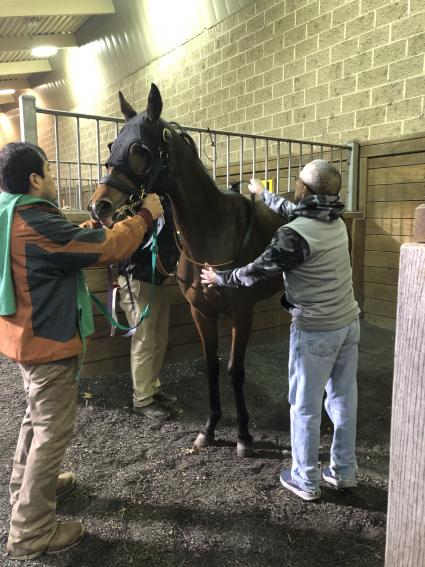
xmin=201 ymin=160 xmax=360 ymax=501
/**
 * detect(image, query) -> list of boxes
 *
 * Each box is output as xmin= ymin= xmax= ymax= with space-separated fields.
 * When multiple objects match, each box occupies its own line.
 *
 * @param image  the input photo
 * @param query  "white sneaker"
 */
xmin=322 ymin=467 xmax=357 ymax=489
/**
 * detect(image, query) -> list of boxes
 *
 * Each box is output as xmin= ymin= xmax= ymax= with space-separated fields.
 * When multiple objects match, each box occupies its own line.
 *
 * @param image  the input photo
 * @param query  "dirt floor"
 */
xmin=0 ymin=319 xmax=393 ymax=567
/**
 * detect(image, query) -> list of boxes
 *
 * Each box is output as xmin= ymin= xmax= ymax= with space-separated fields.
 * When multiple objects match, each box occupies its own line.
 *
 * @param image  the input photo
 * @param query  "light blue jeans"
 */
xmin=288 ymin=318 xmax=360 ymax=492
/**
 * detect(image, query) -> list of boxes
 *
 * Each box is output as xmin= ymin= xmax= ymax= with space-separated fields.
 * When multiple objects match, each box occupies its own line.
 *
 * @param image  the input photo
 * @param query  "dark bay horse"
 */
xmin=89 ymin=84 xmax=285 ymax=456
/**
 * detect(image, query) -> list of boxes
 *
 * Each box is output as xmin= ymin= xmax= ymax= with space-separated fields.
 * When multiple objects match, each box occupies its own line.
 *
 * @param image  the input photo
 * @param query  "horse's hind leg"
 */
xmin=228 ymin=310 xmax=254 ymax=457
xmin=190 ymin=306 xmax=221 ymax=450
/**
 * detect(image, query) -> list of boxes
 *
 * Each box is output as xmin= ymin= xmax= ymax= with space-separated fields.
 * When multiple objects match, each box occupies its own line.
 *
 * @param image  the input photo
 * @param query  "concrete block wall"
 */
xmin=37 ymin=0 xmax=425 ymax=189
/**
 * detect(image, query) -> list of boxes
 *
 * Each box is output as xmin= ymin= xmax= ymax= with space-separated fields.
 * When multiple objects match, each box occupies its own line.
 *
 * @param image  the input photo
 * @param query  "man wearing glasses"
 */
xmin=201 ymin=159 xmax=360 ymax=502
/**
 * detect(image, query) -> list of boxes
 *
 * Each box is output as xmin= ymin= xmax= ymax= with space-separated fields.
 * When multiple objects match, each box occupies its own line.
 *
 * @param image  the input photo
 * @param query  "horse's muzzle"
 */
xmin=88 ymin=198 xmax=115 ymax=227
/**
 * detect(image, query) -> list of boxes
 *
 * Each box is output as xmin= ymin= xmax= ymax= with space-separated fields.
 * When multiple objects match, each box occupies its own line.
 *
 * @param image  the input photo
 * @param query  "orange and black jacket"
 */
xmin=0 ymin=203 xmax=149 ymax=365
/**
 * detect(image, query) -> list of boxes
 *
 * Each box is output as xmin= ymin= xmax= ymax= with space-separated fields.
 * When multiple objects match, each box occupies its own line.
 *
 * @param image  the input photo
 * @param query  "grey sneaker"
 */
xmin=279 ymin=469 xmax=321 ymax=501
xmin=322 ymin=467 xmax=357 ymax=489
xmin=154 ymin=390 xmax=177 ymax=405
xmin=132 ymin=402 xmax=170 ymax=420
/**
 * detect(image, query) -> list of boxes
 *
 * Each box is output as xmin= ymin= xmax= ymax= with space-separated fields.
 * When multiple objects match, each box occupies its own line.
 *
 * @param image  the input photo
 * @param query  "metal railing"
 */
xmin=19 ymin=94 xmax=359 ymax=211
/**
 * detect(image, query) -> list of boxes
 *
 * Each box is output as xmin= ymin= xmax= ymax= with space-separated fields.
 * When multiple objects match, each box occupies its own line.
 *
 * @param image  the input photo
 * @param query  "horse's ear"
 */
xmin=146 ymin=83 xmax=163 ymax=122
xmin=118 ymin=91 xmax=137 ymax=122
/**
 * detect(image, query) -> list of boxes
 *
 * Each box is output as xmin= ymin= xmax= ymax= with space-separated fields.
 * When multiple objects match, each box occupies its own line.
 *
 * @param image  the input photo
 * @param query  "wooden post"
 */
xmin=385 ymin=205 xmax=425 ymax=566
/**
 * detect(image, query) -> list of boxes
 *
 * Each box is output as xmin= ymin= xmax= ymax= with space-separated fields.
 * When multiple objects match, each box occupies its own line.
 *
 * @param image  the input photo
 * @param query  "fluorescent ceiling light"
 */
xmin=0 ymin=88 xmax=16 ymax=95
xmin=31 ymin=46 xmax=58 ymax=57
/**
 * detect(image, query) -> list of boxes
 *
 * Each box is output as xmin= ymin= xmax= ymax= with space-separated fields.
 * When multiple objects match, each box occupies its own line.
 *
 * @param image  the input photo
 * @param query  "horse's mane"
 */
xmin=169 ymin=122 xmax=199 ymax=157
xmin=168 ymin=121 xmax=221 ymax=187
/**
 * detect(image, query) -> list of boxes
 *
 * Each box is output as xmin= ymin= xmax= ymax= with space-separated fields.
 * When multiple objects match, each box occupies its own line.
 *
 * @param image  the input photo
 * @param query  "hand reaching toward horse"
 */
xmin=141 ymin=193 xmax=163 ymax=220
xmin=201 ymin=264 xmax=218 ymax=287
xmin=248 ymin=178 xmax=265 ymax=195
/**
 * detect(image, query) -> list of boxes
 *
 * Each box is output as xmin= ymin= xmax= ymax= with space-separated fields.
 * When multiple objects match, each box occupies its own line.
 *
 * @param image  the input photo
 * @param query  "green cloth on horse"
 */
xmin=0 ymin=191 xmax=94 ymax=344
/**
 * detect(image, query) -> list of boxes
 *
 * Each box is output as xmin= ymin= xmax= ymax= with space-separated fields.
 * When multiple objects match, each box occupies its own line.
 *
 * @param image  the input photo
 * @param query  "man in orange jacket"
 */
xmin=0 ymin=142 xmax=163 ymax=560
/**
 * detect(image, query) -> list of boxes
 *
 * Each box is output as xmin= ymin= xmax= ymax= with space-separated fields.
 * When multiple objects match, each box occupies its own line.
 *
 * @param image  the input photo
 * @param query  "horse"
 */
xmin=89 ymin=83 xmax=286 ymax=457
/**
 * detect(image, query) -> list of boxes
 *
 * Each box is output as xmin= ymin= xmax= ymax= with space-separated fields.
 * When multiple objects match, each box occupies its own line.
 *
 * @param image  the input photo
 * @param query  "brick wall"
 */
xmin=120 ymin=0 xmax=425 ymax=144
xmin=38 ymin=0 xmax=425 ymax=162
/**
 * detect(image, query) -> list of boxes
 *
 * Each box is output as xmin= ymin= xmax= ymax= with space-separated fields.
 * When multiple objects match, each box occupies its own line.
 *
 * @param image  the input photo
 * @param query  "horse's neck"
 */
xmin=167 ymin=140 xmax=225 ymax=244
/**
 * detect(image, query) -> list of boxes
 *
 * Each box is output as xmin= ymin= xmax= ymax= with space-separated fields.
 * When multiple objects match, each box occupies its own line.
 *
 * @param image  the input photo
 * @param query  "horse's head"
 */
xmin=89 ymin=83 xmax=170 ymax=226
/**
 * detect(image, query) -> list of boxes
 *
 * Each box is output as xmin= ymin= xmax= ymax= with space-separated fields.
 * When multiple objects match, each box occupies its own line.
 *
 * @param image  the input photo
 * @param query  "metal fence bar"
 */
xmin=96 ymin=120 xmax=102 ymax=183
xmin=346 ymin=140 xmax=359 ymax=212
xmin=276 ymin=141 xmax=280 ymax=194
xmin=265 ymin=140 xmax=269 ymax=187
xmin=239 ymin=137 xmax=244 ymax=185
xmin=252 ymin=138 xmax=256 ymax=178
xmin=287 ymin=142 xmax=292 ymax=193
xmin=89 ymin=164 xmax=93 ymax=197
xmin=67 ymin=163 xmax=71 ymax=208
xmin=76 ymin=117 xmax=82 ymax=209
xmin=299 ymin=143 xmax=303 ymax=173
xmin=212 ymin=133 xmax=217 ymax=180
xmin=53 ymin=115 xmax=61 ymax=205
xmin=226 ymin=135 xmax=230 ymax=188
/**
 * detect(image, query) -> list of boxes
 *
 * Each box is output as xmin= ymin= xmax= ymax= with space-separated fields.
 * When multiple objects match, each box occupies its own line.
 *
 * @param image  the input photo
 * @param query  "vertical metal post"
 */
xmin=320 ymin=144 xmax=324 ymax=159
xmin=53 ymin=115 xmax=61 ymax=206
xmin=226 ymin=135 xmax=230 ymax=189
xmin=252 ymin=139 xmax=256 ymax=178
xmin=310 ymin=143 xmax=313 ymax=162
xmin=276 ymin=141 xmax=280 ymax=194
xmin=198 ymin=132 xmax=202 ymax=159
xmin=212 ymin=133 xmax=217 ymax=181
xmin=239 ymin=137 xmax=244 ymax=185
xmin=67 ymin=162 xmax=71 ymax=208
xmin=96 ymin=120 xmax=102 ymax=182
xmin=18 ymin=94 xmax=38 ymax=144
xmin=330 ymin=145 xmax=334 ymax=165
xmin=346 ymin=139 xmax=359 ymax=211
xmin=287 ymin=142 xmax=292 ymax=192
xmin=76 ymin=117 xmax=82 ymax=209
xmin=265 ymin=140 xmax=269 ymax=188
xmin=89 ymin=163 xmax=93 ymax=197
xmin=299 ymin=142 xmax=303 ymax=173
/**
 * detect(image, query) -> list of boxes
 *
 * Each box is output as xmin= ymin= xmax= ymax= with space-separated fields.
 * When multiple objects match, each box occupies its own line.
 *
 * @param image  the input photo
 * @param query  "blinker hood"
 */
xmin=108 ymin=113 xmax=163 ymax=179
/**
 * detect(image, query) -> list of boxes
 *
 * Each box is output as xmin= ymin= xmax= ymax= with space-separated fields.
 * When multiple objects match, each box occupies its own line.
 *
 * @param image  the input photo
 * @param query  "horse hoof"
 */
xmin=193 ymin=432 xmax=214 ymax=449
xmin=237 ymin=440 xmax=254 ymax=458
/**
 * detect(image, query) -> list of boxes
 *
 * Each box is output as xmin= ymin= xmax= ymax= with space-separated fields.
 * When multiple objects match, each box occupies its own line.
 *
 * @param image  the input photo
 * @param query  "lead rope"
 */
xmin=90 ymin=221 xmax=158 ymax=334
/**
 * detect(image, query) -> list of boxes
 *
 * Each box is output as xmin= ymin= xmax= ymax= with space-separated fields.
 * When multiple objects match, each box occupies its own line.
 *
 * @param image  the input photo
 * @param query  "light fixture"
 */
xmin=0 ymin=88 xmax=16 ymax=95
xmin=31 ymin=46 xmax=58 ymax=57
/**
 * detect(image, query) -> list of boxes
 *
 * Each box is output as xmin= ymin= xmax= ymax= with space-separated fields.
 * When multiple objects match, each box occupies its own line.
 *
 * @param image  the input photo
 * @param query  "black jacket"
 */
xmin=120 ymin=201 xmax=179 ymax=285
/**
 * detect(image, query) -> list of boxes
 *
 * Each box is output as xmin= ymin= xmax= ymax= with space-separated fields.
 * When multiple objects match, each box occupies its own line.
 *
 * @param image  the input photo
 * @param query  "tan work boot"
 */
xmin=10 ymin=471 xmax=76 ymax=507
xmin=56 ymin=472 xmax=77 ymax=499
xmin=7 ymin=520 xmax=84 ymax=561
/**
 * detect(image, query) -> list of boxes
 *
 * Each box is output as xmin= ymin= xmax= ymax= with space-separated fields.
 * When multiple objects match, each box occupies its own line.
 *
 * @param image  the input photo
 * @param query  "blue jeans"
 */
xmin=288 ymin=318 xmax=360 ymax=492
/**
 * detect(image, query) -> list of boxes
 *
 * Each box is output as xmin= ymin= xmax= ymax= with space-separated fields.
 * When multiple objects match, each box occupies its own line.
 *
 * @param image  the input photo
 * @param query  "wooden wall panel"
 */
xmin=360 ymin=133 xmax=425 ymax=330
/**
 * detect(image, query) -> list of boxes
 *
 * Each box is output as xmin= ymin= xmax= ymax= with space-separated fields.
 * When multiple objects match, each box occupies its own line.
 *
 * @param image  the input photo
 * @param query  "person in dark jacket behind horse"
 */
xmin=118 ymin=198 xmax=180 ymax=420
xmin=0 ymin=142 xmax=163 ymax=560
xmin=201 ymin=160 xmax=360 ymax=502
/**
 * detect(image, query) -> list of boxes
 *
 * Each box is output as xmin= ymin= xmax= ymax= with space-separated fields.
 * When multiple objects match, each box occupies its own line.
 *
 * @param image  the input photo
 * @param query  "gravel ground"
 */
xmin=0 ymin=319 xmax=393 ymax=566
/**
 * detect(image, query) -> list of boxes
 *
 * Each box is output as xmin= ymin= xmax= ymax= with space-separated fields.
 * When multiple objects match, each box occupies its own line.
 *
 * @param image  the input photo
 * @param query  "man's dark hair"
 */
xmin=0 ymin=142 xmax=47 ymax=194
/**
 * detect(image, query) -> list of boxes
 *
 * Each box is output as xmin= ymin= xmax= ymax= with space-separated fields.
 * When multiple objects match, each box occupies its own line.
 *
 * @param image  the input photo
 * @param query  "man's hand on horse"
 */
xmin=201 ymin=264 xmax=218 ymax=287
xmin=248 ymin=178 xmax=265 ymax=195
xmin=142 ymin=193 xmax=164 ymax=219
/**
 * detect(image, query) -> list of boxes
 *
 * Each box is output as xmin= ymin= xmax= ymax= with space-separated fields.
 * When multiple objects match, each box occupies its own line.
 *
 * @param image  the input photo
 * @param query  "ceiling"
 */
xmin=0 ymin=0 xmax=116 ymax=111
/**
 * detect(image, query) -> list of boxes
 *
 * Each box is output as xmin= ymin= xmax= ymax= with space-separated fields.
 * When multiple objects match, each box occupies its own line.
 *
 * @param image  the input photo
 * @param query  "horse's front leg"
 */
xmin=190 ymin=305 xmax=221 ymax=450
xmin=228 ymin=309 xmax=254 ymax=457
